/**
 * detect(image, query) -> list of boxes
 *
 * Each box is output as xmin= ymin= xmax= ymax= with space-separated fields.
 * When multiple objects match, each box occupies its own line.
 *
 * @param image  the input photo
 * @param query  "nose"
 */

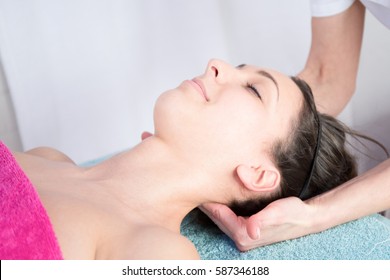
xmin=205 ymin=59 xmax=235 ymax=84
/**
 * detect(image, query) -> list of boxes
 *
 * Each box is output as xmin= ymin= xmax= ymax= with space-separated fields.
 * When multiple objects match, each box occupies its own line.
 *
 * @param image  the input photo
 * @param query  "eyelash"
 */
xmin=246 ymin=83 xmax=262 ymax=100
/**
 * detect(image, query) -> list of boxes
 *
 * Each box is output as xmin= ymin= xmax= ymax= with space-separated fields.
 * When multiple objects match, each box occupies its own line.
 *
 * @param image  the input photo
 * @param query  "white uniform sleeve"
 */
xmin=361 ymin=0 xmax=390 ymax=29
xmin=310 ymin=0 xmax=356 ymax=16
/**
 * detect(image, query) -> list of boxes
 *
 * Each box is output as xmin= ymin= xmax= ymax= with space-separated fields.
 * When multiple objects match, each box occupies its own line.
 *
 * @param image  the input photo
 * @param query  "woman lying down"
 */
xmin=0 ymin=59 xmax=380 ymax=260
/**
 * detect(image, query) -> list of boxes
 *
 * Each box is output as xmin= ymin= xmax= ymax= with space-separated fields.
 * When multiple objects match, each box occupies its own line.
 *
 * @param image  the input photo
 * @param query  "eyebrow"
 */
xmin=237 ymin=64 xmax=280 ymax=101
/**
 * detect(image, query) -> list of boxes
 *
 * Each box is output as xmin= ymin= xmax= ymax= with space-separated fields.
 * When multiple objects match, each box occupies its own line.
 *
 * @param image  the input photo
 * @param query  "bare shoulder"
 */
xmin=24 ymin=146 xmax=75 ymax=163
xmin=125 ymin=226 xmax=200 ymax=260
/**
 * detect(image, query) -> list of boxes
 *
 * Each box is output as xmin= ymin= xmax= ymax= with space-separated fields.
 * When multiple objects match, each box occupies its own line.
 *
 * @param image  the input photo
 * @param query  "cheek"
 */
xmin=213 ymin=96 xmax=265 ymax=134
xmin=153 ymin=89 xmax=269 ymax=160
xmin=202 ymin=102 xmax=268 ymax=154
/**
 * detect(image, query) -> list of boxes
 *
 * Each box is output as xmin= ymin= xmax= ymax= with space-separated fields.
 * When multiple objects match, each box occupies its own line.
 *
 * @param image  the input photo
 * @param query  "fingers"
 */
xmin=246 ymin=215 xmax=262 ymax=240
xmin=245 ymin=205 xmax=277 ymax=240
xmin=201 ymin=197 xmax=314 ymax=250
xmin=200 ymin=203 xmax=238 ymax=233
xmin=200 ymin=203 xmax=244 ymax=238
xmin=200 ymin=203 xmax=258 ymax=251
xmin=245 ymin=199 xmax=287 ymax=240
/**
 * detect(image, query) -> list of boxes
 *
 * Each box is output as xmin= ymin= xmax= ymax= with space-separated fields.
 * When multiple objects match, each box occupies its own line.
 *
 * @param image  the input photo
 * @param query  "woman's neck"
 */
xmin=85 ymin=136 xmax=224 ymax=233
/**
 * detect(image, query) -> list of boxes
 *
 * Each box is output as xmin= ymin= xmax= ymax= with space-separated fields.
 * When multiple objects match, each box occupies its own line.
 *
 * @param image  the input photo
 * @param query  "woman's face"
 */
xmin=153 ymin=59 xmax=303 ymax=169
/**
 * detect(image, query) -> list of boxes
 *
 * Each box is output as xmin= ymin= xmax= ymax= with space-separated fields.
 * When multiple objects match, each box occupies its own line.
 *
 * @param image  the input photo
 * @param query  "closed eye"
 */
xmin=246 ymin=83 xmax=262 ymax=100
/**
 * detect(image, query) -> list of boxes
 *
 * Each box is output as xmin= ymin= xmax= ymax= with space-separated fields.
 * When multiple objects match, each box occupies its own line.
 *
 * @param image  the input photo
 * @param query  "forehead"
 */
xmin=240 ymin=64 xmax=300 ymax=91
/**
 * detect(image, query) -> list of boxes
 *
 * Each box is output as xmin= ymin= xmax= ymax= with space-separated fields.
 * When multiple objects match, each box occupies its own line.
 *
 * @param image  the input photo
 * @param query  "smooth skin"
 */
xmin=12 ymin=59 xmax=304 ymax=258
xmin=202 ymin=1 xmax=390 ymax=251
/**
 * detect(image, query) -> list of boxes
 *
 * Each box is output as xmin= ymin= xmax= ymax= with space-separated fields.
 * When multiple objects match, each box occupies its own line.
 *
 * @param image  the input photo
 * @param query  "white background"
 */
xmin=2 ymin=260 xmax=389 ymax=280
xmin=0 ymin=0 xmax=389 ymax=166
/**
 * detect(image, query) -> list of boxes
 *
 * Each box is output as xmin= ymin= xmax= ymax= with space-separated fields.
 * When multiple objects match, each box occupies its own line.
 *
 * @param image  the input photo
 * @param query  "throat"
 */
xmin=88 ymin=137 xmax=203 ymax=233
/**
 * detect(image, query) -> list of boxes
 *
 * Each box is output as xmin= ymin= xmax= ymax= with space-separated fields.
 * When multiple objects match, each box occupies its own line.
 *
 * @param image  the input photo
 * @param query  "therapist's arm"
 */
xmin=299 ymin=0 xmax=365 ymax=116
xmin=308 ymin=158 xmax=390 ymax=232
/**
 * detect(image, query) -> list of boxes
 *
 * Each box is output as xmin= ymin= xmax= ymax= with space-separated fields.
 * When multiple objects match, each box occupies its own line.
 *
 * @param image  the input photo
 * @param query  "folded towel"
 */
xmin=181 ymin=210 xmax=390 ymax=260
xmin=0 ymin=141 xmax=63 ymax=260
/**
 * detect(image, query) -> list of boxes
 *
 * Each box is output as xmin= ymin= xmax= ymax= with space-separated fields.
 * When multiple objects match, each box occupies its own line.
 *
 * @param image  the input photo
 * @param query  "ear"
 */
xmin=236 ymin=164 xmax=280 ymax=193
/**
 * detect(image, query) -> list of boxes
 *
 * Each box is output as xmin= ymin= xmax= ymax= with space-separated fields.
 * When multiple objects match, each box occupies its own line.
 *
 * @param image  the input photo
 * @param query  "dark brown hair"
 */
xmin=229 ymin=76 xmax=388 ymax=216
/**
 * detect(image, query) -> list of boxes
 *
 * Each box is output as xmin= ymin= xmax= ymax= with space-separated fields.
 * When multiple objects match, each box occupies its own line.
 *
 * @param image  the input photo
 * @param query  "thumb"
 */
xmin=246 ymin=213 xmax=264 ymax=240
xmin=246 ymin=203 xmax=281 ymax=240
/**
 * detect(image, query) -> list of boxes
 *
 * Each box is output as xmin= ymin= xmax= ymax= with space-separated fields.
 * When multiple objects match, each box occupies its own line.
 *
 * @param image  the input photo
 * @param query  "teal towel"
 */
xmin=181 ymin=211 xmax=390 ymax=260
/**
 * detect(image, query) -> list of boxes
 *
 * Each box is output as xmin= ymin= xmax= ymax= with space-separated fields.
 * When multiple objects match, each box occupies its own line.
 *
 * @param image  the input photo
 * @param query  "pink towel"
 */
xmin=0 ymin=141 xmax=63 ymax=260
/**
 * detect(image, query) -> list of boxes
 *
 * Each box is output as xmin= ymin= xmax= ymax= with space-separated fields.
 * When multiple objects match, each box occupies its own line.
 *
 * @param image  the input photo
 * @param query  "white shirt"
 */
xmin=310 ymin=0 xmax=390 ymax=29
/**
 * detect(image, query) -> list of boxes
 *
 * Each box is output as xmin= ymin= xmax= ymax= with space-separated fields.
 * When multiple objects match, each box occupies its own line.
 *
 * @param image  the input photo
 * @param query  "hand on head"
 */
xmin=200 ymin=197 xmax=316 ymax=251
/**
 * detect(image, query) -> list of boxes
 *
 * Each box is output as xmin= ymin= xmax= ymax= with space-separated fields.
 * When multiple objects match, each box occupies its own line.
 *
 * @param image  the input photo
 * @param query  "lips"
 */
xmin=187 ymin=78 xmax=209 ymax=102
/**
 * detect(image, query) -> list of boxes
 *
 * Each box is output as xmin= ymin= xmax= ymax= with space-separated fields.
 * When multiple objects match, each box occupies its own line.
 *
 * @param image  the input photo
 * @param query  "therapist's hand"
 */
xmin=200 ymin=197 xmax=316 ymax=251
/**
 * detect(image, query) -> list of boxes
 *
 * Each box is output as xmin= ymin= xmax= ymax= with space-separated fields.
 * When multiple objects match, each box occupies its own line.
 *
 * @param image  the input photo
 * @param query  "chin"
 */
xmin=153 ymin=90 xmax=186 ymax=138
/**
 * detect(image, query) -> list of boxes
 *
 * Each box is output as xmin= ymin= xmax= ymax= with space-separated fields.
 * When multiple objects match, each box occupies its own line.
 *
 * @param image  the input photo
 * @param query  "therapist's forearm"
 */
xmin=299 ymin=1 xmax=365 ymax=117
xmin=308 ymin=158 xmax=390 ymax=233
